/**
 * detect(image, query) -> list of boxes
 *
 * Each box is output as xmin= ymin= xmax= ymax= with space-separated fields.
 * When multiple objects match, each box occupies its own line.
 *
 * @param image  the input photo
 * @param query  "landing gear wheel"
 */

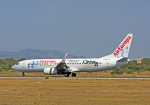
xmin=22 ymin=72 xmax=25 ymax=77
xmin=72 ymin=73 xmax=76 ymax=77
xmin=64 ymin=72 xmax=69 ymax=77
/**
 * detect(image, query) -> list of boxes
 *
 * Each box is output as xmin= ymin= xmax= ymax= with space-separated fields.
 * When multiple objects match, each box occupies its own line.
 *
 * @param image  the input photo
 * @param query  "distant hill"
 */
xmin=0 ymin=49 xmax=85 ymax=59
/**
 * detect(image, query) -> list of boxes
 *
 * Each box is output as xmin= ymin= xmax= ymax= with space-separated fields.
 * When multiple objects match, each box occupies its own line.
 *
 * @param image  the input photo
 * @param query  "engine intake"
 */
xmin=43 ymin=68 xmax=57 ymax=75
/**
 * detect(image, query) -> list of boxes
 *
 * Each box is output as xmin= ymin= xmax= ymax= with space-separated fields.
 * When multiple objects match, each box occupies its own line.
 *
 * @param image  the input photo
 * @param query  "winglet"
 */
xmin=61 ymin=53 xmax=68 ymax=63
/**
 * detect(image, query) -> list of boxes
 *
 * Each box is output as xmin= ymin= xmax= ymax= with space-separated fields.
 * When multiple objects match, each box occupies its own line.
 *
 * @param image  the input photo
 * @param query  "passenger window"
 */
xmin=16 ymin=63 xmax=19 ymax=65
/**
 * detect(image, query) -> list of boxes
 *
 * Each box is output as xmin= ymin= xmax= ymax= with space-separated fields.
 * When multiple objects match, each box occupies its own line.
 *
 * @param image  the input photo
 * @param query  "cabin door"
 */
xmin=22 ymin=62 xmax=25 ymax=68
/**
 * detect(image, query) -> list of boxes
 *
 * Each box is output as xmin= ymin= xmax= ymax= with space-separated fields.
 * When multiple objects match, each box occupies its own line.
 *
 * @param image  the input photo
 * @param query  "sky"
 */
xmin=0 ymin=0 xmax=150 ymax=58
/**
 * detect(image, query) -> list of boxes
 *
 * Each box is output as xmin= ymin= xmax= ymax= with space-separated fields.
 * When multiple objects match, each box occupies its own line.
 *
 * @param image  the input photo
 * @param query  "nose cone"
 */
xmin=11 ymin=65 xmax=15 ymax=69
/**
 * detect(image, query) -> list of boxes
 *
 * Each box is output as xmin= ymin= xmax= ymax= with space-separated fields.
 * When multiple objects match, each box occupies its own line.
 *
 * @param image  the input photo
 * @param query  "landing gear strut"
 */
xmin=64 ymin=72 xmax=69 ymax=77
xmin=22 ymin=72 xmax=25 ymax=77
xmin=64 ymin=72 xmax=76 ymax=77
xmin=72 ymin=72 xmax=76 ymax=77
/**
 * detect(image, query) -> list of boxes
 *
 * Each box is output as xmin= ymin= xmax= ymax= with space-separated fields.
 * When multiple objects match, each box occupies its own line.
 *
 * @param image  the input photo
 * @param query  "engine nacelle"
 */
xmin=43 ymin=68 xmax=57 ymax=75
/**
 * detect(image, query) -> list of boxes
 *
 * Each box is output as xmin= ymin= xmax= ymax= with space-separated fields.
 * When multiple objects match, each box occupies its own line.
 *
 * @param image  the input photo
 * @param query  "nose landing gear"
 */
xmin=22 ymin=72 xmax=25 ymax=77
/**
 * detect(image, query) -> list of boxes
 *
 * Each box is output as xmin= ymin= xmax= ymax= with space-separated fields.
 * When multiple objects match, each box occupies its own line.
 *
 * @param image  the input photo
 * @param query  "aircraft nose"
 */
xmin=11 ymin=65 xmax=15 ymax=69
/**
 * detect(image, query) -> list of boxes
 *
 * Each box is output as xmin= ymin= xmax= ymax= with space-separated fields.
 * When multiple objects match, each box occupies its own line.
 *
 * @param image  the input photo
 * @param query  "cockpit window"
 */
xmin=16 ymin=63 xmax=19 ymax=65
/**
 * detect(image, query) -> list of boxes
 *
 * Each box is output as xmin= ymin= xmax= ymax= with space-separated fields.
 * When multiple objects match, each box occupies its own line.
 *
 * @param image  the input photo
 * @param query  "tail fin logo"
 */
xmin=117 ymin=46 xmax=129 ymax=58
xmin=113 ymin=36 xmax=131 ymax=57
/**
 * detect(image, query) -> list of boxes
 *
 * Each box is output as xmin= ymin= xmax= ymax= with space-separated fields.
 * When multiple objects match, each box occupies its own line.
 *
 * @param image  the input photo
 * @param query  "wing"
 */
xmin=56 ymin=53 xmax=69 ymax=70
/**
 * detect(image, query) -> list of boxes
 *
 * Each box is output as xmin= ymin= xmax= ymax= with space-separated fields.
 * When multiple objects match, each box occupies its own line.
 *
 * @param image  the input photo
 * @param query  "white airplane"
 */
xmin=12 ymin=33 xmax=133 ymax=77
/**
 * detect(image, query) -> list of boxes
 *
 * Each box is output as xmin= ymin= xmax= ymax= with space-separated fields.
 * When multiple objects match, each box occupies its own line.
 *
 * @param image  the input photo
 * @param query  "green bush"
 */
xmin=147 ymin=67 xmax=150 ymax=71
xmin=112 ymin=68 xmax=124 ymax=74
xmin=45 ymin=76 xmax=49 ymax=79
xmin=126 ymin=70 xmax=133 ymax=74
xmin=128 ymin=65 xmax=137 ymax=70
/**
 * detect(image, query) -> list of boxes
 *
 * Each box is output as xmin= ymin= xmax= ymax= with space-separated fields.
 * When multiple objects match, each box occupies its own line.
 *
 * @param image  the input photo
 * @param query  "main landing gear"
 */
xmin=64 ymin=72 xmax=76 ymax=77
xmin=22 ymin=72 xmax=25 ymax=77
xmin=72 ymin=72 xmax=76 ymax=77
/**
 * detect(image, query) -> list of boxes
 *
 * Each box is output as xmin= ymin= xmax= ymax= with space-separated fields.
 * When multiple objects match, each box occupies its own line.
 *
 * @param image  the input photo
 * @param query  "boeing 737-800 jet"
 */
xmin=12 ymin=33 xmax=133 ymax=77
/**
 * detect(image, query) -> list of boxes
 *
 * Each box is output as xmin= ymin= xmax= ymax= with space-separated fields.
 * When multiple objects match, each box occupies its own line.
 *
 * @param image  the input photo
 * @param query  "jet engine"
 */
xmin=43 ymin=68 xmax=57 ymax=75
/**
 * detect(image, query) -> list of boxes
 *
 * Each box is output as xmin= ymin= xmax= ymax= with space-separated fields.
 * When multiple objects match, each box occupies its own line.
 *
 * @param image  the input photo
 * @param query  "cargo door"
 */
xmin=106 ymin=59 xmax=109 ymax=68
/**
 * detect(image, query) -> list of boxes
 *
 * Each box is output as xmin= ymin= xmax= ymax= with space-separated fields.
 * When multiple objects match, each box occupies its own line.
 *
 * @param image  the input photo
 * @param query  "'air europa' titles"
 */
xmin=113 ymin=36 xmax=131 ymax=57
xmin=40 ymin=60 xmax=56 ymax=63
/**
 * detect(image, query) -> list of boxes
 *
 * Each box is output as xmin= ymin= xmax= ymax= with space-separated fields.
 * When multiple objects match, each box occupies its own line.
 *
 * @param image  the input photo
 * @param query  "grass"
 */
xmin=0 ymin=79 xmax=150 ymax=105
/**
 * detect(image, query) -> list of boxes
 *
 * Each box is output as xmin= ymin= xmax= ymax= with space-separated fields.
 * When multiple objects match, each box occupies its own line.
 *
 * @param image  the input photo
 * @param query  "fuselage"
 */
xmin=12 ymin=58 xmax=127 ymax=72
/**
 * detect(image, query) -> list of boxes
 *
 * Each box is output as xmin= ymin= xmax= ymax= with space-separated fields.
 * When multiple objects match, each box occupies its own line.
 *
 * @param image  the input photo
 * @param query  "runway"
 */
xmin=0 ymin=76 xmax=150 ymax=80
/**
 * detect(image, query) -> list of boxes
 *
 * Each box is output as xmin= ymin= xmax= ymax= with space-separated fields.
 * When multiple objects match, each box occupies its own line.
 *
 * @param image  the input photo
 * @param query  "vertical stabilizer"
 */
xmin=61 ymin=53 xmax=68 ymax=63
xmin=103 ymin=33 xmax=133 ymax=59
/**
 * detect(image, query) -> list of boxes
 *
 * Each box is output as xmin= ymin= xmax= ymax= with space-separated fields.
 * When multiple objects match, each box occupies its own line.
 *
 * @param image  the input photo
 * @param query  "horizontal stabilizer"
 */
xmin=117 ymin=57 xmax=128 ymax=62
